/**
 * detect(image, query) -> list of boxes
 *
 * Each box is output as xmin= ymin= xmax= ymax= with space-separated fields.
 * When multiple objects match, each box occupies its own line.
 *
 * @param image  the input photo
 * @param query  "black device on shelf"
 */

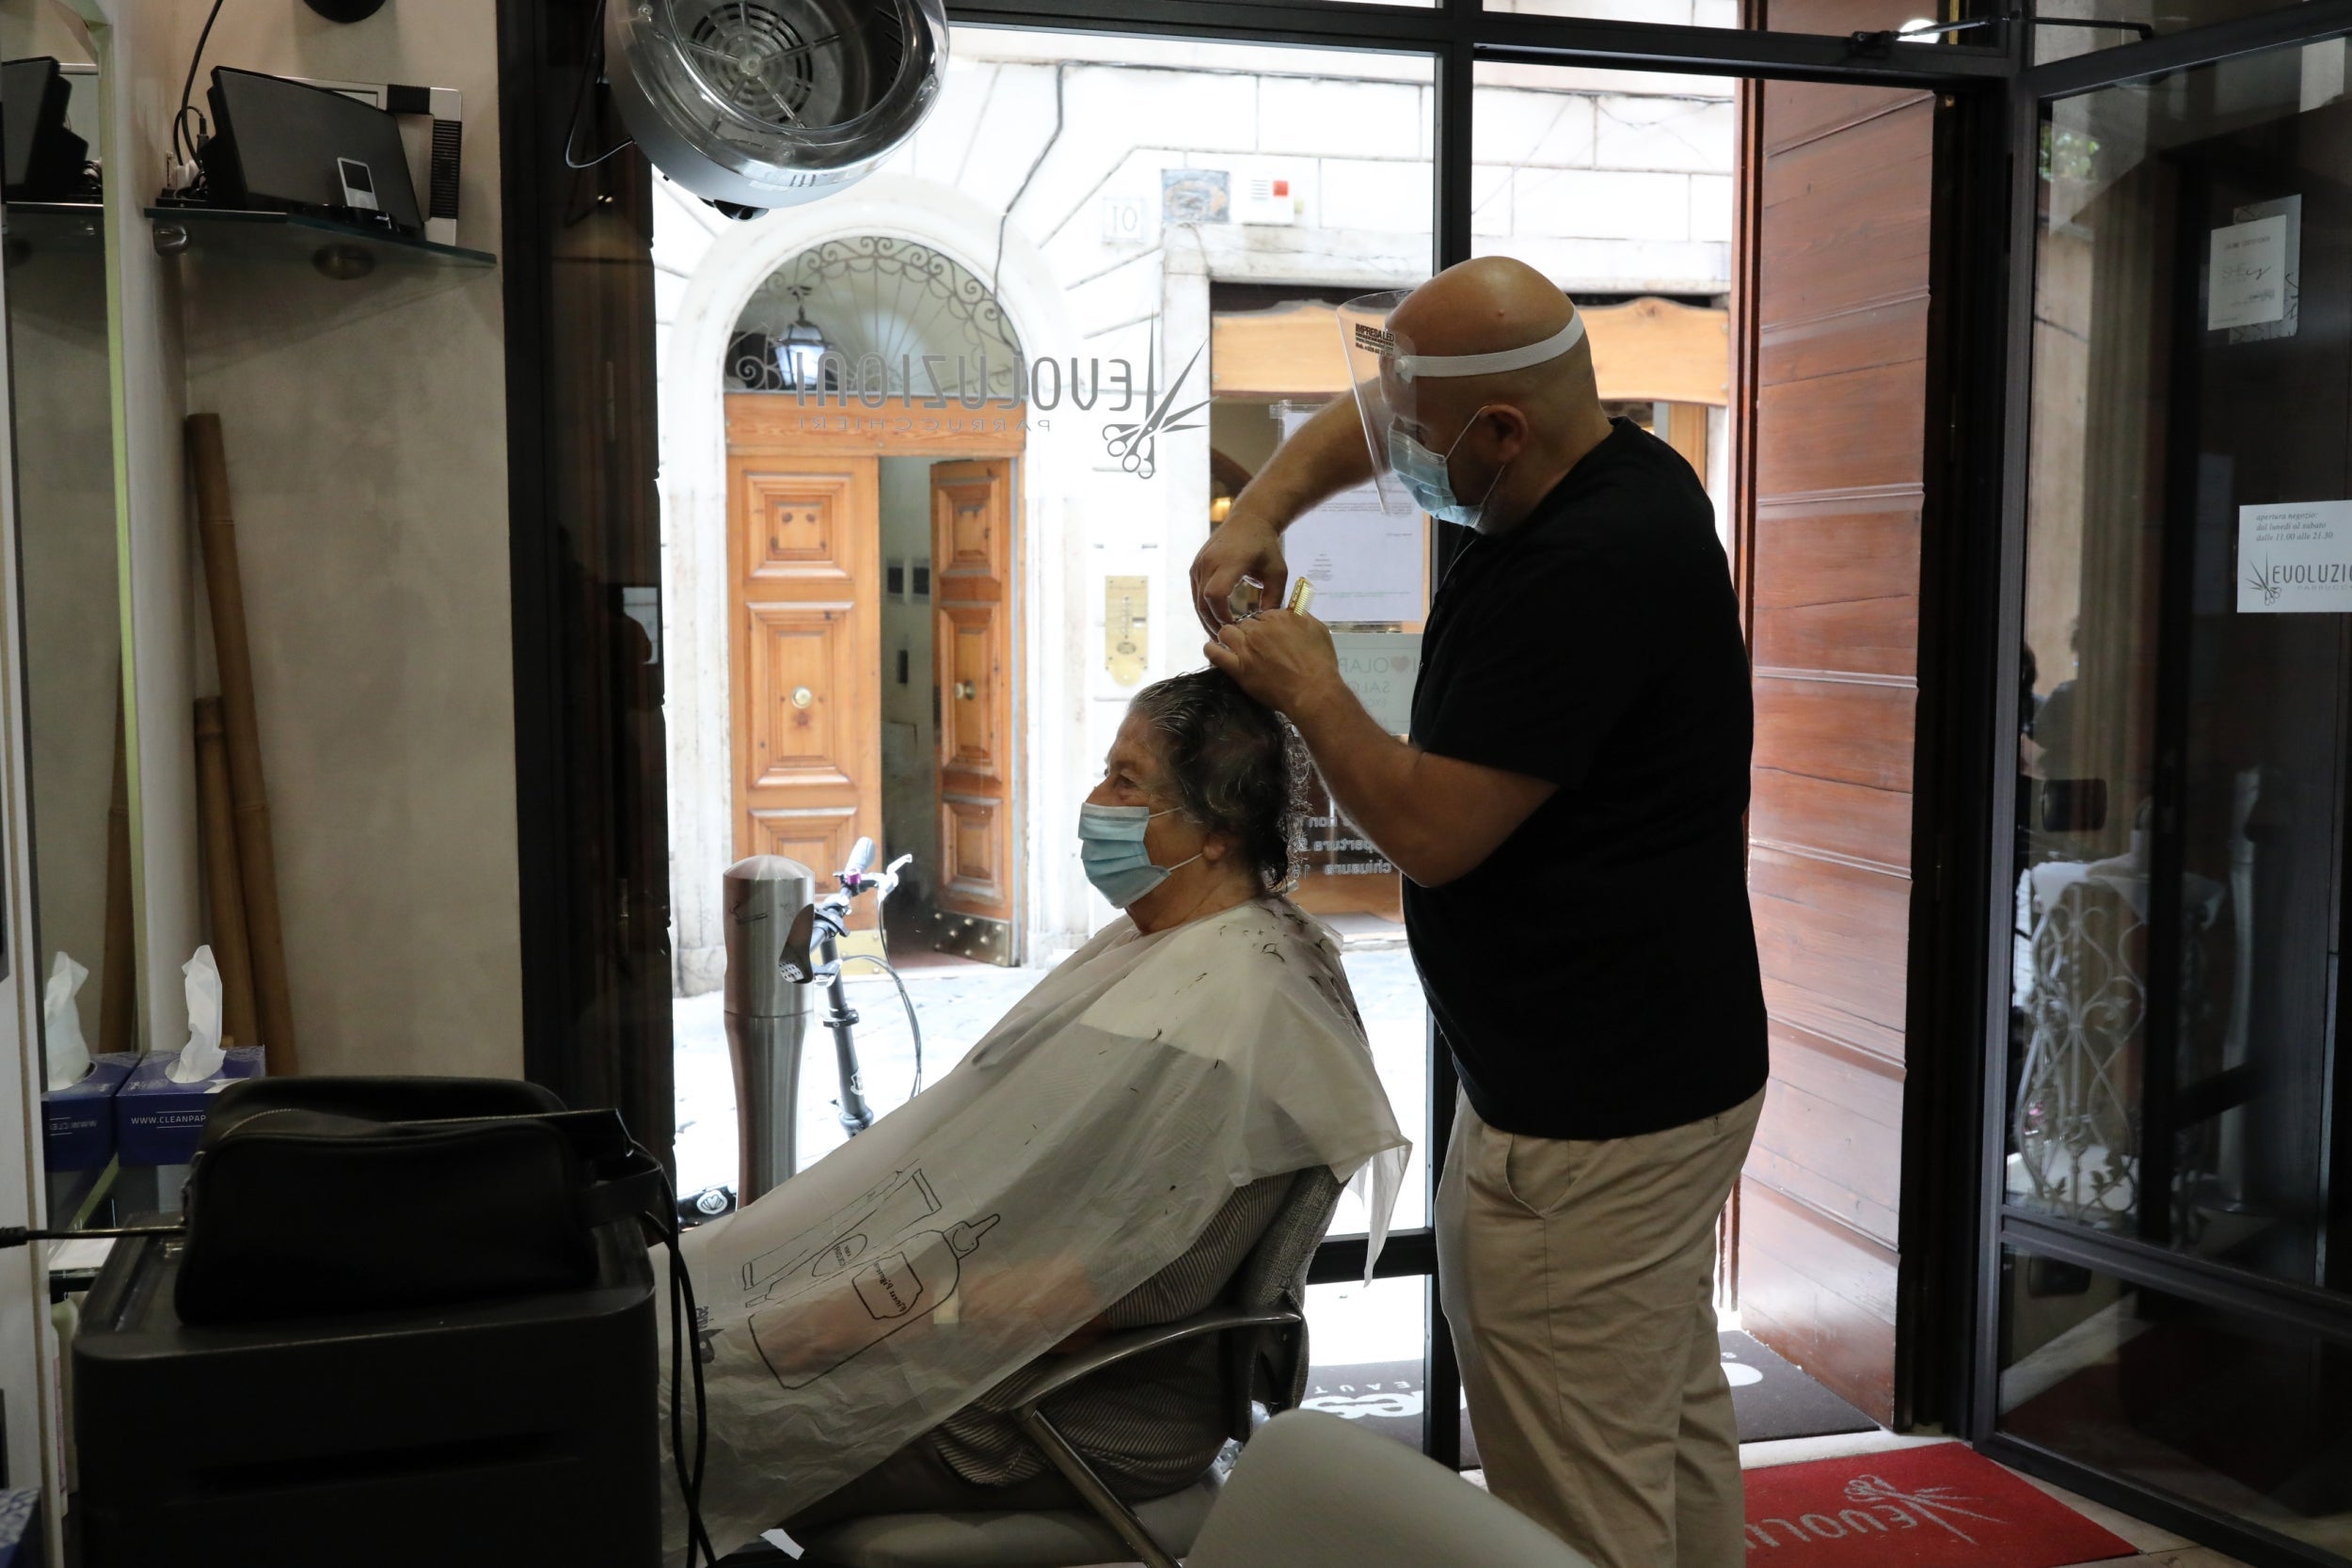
xmin=1 ymin=57 xmax=88 ymax=201
xmin=199 ymin=66 xmax=423 ymax=236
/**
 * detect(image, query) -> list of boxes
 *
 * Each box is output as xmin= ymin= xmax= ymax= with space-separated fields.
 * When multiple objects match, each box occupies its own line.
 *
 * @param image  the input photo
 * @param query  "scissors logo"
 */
xmin=1103 ymin=341 xmax=1209 ymax=480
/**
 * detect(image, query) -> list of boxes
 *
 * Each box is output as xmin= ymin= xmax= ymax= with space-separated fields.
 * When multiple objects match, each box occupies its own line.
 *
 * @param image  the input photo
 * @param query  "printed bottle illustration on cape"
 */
xmin=738 ymin=1167 xmax=1003 ymax=1389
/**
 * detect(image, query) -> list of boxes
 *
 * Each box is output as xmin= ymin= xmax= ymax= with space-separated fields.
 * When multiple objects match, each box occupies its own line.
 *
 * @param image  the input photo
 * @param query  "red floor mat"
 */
xmin=1744 ymin=1445 xmax=2134 ymax=1568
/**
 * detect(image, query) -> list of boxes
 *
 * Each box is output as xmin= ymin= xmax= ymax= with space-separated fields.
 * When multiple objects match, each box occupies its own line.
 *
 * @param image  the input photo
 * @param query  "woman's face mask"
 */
xmin=1077 ymin=804 xmax=1201 ymax=909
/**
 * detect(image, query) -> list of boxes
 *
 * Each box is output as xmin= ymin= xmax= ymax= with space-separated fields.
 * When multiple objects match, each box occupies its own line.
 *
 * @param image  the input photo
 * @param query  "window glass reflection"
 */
xmin=2009 ymin=42 xmax=2352 ymax=1288
xmin=1999 ymin=1248 xmax=2352 ymax=1554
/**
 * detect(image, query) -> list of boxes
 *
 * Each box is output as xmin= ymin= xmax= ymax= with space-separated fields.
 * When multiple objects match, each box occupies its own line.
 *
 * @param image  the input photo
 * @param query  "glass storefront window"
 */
xmin=1305 ymin=1278 xmax=1435 ymax=1451
xmin=2009 ymin=34 xmax=2352 ymax=1306
xmin=1998 ymin=1246 xmax=2352 ymax=1554
xmin=1470 ymin=60 xmax=1735 ymax=537
xmin=2032 ymin=3 xmax=2349 ymax=65
xmin=1485 ymin=0 xmax=1740 ymax=24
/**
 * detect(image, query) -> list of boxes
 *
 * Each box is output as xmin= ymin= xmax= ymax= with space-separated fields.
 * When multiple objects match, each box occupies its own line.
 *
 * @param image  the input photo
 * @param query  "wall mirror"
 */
xmin=2 ymin=0 xmax=137 ymax=1230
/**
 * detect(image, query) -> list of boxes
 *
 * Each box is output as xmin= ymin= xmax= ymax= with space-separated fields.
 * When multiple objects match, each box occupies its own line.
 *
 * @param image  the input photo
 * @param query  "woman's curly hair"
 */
xmin=1131 ymin=667 xmax=1311 ymax=892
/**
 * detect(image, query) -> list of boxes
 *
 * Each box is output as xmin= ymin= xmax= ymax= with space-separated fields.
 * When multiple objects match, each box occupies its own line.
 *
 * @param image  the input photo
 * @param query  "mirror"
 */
xmin=2 ymin=1 xmax=135 ymax=1229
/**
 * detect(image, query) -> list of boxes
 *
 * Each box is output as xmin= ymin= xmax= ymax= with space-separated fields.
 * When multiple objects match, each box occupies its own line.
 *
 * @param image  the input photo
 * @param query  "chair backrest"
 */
xmin=1222 ymin=1164 xmax=1343 ymax=1439
xmin=1187 ymin=1410 xmax=1598 ymax=1568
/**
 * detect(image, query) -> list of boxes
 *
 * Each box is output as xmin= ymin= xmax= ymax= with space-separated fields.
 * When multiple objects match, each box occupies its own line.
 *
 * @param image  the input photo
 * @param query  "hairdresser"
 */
xmin=1194 ymin=256 xmax=1767 ymax=1568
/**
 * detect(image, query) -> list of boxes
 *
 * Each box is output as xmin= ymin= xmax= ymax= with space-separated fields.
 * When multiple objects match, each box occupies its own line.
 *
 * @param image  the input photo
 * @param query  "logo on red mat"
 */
xmin=1748 ymin=1473 xmax=2003 ymax=1550
xmin=1742 ymin=1446 xmax=2132 ymax=1568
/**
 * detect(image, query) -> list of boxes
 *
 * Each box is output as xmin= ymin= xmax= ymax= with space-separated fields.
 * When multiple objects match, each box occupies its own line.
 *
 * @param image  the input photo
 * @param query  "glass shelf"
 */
xmin=144 ymin=205 xmax=495 ymax=279
xmin=3 ymin=200 xmax=106 ymax=261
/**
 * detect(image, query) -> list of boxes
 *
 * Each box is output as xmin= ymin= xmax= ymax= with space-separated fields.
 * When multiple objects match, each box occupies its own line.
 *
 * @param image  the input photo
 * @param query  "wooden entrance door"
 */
xmin=930 ymin=459 xmax=1016 ymax=961
xmin=728 ymin=453 xmax=882 ymax=925
xmin=1733 ymin=0 xmax=1938 ymax=1426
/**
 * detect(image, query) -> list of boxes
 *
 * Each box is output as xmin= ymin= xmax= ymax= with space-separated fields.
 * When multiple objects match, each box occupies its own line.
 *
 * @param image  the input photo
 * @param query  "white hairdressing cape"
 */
xmin=658 ymin=895 xmax=1408 ymax=1561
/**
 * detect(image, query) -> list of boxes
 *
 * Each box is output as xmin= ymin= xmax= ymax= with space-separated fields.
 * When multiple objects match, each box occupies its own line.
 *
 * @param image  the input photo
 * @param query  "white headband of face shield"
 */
xmin=1386 ymin=310 xmax=1585 ymax=384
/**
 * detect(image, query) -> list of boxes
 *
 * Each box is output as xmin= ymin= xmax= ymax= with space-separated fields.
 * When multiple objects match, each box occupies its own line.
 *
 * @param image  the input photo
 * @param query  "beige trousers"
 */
xmin=1436 ymin=1087 xmax=1764 ymax=1568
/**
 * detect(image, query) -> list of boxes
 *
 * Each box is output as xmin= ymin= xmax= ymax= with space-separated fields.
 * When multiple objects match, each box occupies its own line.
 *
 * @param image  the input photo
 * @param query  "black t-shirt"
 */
xmin=1403 ymin=419 xmax=1767 ymax=1141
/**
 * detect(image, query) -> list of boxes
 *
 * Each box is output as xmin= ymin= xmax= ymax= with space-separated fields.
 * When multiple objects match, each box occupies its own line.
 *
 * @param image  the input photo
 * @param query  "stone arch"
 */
xmin=659 ymin=174 xmax=1089 ymax=991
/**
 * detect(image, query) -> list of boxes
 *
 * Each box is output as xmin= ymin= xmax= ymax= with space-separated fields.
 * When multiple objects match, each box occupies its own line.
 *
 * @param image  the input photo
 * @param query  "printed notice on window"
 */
xmin=2209 ymin=214 xmax=2290 ymax=331
xmin=2239 ymin=501 xmax=2352 ymax=613
xmin=1279 ymin=404 xmax=1424 ymax=624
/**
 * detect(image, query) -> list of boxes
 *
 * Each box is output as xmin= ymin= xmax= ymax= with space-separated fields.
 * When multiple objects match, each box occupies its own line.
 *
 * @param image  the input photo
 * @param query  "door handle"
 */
xmin=791 ymin=686 xmax=815 ymax=709
xmin=956 ymin=680 xmax=977 ymax=701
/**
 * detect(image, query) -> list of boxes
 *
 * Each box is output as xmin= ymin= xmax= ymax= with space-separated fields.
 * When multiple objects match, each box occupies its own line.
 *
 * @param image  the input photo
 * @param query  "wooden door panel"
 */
xmin=1753 ymin=676 xmax=1916 ymax=791
xmin=1750 ymin=768 xmax=1915 ymax=872
xmin=940 ymin=794 xmax=1008 ymax=905
xmin=744 ymin=470 xmax=861 ymax=583
xmin=940 ymin=606 xmax=1002 ymax=777
xmin=930 ymin=459 xmax=1017 ymax=946
xmin=752 ymin=808 xmax=862 ymax=882
xmin=729 ymin=454 xmax=880 ymax=927
xmin=744 ymin=603 xmax=858 ymax=789
xmin=1735 ymin=40 xmax=1933 ymax=1425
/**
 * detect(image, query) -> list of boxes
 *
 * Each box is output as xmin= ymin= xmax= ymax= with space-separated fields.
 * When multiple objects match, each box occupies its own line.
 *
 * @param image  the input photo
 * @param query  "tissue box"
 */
xmin=41 ymin=1053 xmax=137 ymax=1172
xmin=0 ymin=1486 xmax=40 ymax=1565
xmin=115 ymin=1048 xmax=265 ymax=1167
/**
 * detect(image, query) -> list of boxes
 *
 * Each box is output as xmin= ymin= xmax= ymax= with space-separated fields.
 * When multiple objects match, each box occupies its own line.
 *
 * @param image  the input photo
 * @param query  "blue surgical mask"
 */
xmin=1078 ymin=803 xmax=1201 ymax=909
xmin=1388 ymin=408 xmax=1506 ymax=531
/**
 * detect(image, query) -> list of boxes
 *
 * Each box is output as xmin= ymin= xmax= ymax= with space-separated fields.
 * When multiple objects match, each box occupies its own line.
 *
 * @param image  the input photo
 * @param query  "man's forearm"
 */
xmin=1235 ymin=392 xmax=1375 ymax=530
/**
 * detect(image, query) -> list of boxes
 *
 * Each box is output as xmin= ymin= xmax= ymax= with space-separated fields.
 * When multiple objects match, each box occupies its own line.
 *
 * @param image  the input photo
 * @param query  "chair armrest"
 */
xmin=1012 ymin=1306 xmax=1303 ymax=1413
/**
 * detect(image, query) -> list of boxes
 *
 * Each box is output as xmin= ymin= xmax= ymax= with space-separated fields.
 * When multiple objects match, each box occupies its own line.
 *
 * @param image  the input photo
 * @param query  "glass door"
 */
xmin=1991 ymin=25 xmax=2352 ymax=1562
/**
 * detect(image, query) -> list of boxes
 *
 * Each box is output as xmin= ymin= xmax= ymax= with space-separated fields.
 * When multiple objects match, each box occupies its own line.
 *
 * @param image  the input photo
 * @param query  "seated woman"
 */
xmin=665 ymin=669 xmax=1406 ymax=1562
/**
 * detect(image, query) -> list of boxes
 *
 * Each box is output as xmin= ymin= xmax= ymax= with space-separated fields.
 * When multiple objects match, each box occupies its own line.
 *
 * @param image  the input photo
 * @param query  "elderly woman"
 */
xmin=664 ymin=669 xmax=1406 ymax=1562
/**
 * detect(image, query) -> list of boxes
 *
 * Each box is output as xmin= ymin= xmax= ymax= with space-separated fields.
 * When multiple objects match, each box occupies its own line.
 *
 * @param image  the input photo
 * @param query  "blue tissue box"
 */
xmin=116 ymin=1047 xmax=265 ymax=1166
xmin=42 ymin=1052 xmax=137 ymax=1172
xmin=0 ymin=1484 xmax=40 ymax=1564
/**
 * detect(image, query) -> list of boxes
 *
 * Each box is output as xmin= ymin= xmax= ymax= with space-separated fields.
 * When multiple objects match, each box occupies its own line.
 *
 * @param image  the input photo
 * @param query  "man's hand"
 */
xmin=1203 ymin=610 xmax=1345 ymax=719
xmin=1191 ymin=507 xmax=1288 ymax=632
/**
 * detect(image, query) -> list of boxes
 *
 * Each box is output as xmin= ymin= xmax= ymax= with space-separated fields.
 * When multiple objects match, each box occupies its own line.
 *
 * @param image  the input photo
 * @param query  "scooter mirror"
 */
xmin=777 ymin=905 xmax=818 ymax=983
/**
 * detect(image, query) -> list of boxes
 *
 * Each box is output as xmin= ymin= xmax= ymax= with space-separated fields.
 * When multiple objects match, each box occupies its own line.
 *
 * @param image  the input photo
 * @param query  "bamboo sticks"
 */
xmin=98 ymin=682 xmax=135 ymax=1055
xmin=187 ymin=414 xmax=296 ymax=1075
xmin=194 ymin=697 xmax=259 ymax=1050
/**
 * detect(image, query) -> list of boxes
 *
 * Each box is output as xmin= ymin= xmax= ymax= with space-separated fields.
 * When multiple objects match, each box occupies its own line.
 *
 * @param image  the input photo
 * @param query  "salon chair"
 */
xmin=781 ymin=1164 xmax=1344 ymax=1568
xmin=1184 ymin=1409 xmax=1597 ymax=1568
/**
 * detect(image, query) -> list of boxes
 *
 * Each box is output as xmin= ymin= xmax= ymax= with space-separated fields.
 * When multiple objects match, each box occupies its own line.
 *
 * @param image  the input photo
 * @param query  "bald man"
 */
xmin=1195 ymin=258 xmax=1766 ymax=1568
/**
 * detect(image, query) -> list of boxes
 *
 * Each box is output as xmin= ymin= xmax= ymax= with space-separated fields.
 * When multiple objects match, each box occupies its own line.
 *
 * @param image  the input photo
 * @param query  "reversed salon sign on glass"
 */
xmin=2239 ymin=500 xmax=2352 ymax=614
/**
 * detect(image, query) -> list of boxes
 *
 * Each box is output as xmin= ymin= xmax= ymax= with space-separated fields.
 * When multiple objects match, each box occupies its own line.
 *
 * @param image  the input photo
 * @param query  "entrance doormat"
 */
xmin=1722 ymin=1330 xmax=1879 ymax=1443
xmin=1308 ymin=1330 xmax=1881 ymax=1464
xmin=1743 ymin=1444 xmax=2133 ymax=1568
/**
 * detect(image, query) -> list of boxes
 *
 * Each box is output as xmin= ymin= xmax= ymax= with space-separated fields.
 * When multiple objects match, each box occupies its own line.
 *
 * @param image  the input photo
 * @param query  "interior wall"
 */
xmin=1 ymin=3 xmax=114 ymax=1038
xmin=154 ymin=2 xmax=520 ymax=1075
xmin=11 ymin=225 xmax=118 ymax=1020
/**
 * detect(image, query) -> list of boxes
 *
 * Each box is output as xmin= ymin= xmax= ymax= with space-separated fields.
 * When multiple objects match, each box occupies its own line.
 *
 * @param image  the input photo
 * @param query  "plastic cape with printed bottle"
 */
xmin=655 ymin=895 xmax=1408 ymax=1562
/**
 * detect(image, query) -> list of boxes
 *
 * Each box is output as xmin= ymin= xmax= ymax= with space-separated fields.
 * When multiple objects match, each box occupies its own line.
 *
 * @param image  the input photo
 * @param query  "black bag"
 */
xmin=174 ymin=1076 xmax=664 ymax=1326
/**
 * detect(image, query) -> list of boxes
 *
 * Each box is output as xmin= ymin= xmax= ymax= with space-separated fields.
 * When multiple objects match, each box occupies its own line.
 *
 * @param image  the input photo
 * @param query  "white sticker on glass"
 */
xmin=2209 ymin=214 xmax=2290 ymax=332
xmin=2239 ymin=500 xmax=2352 ymax=614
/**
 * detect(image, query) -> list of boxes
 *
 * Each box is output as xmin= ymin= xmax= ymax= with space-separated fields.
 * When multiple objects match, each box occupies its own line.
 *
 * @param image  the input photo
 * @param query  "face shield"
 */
xmin=1338 ymin=289 xmax=1587 ymax=530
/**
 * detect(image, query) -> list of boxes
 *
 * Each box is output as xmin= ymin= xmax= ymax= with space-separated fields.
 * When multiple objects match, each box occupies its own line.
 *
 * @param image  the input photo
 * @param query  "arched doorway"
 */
xmin=719 ymin=237 xmax=1028 ymax=965
xmin=656 ymin=175 xmax=1094 ymax=1002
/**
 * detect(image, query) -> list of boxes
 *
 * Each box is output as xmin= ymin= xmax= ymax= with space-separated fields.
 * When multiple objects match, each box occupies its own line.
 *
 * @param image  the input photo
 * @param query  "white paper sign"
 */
xmin=2238 ymin=500 xmax=2352 ymax=613
xmin=2209 ymin=214 xmax=2289 ymax=331
xmin=1330 ymin=632 xmax=1422 ymax=735
xmin=1280 ymin=405 xmax=1425 ymax=625
xmin=2225 ymin=196 xmax=2300 ymax=343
